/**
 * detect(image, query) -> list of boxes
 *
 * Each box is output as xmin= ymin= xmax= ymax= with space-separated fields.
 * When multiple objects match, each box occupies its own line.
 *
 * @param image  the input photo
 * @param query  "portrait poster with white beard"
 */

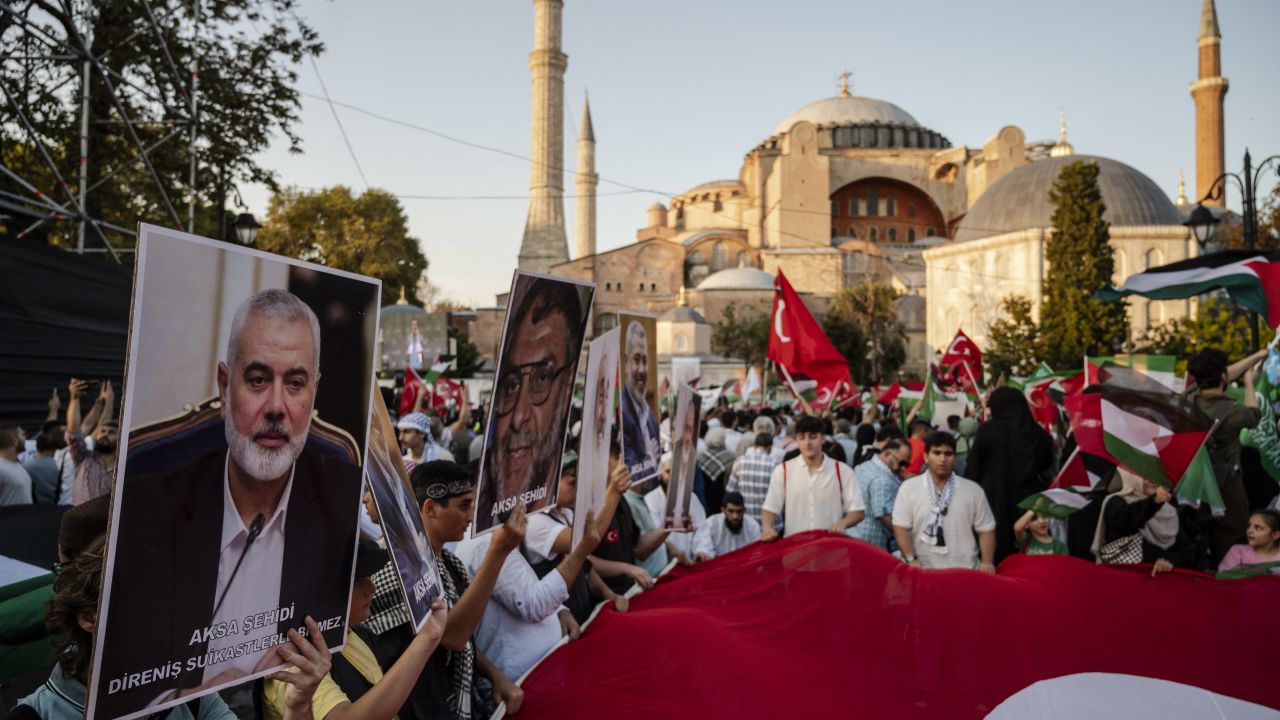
xmin=665 ymin=384 xmax=701 ymax=531
xmin=89 ymin=224 xmax=379 ymax=720
xmin=473 ymin=270 xmax=595 ymax=536
xmin=364 ymin=387 xmax=441 ymax=633
xmin=617 ymin=311 xmax=660 ymax=485
xmin=572 ymin=327 xmax=619 ymax=550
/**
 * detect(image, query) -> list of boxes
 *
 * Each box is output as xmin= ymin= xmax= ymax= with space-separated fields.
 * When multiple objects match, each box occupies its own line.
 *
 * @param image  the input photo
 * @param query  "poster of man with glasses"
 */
xmin=473 ymin=270 xmax=594 ymax=535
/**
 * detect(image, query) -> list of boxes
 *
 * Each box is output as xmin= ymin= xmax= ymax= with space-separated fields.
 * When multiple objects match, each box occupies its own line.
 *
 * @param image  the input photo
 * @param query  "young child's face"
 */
xmin=1245 ymin=514 xmax=1279 ymax=549
xmin=1030 ymin=514 xmax=1051 ymax=536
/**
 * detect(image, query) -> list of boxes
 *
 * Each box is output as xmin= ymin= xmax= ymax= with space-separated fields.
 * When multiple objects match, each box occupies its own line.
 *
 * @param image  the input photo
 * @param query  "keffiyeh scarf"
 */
xmin=923 ymin=475 xmax=957 ymax=547
xmin=438 ymin=549 xmax=474 ymax=720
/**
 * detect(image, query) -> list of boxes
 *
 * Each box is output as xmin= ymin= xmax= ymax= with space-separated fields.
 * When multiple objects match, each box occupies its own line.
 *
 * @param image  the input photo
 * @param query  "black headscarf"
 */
xmin=966 ymin=386 xmax=1056 ymax=562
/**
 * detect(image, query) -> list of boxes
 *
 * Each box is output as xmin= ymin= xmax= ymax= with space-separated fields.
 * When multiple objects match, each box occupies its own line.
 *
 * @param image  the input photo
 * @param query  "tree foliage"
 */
xmin=0 ymin=0 xmax=320 ymax=249
xmin=1140 ymin=297 xmax=1274 ymax=365
xmin=1038 ymin=160 xmax=1129 ymax=367
xmin=711 ymin=303 xmax=770 ymax=368
xmin=446 ymin=326 xmax=484 ymax=378
xmin=824 ymin=284 xmax=907 ymax=384
xmin=985 ymin=295 xmax=1040 ymax=379
xmin=256 ymin=186 xmax=428 ymax=306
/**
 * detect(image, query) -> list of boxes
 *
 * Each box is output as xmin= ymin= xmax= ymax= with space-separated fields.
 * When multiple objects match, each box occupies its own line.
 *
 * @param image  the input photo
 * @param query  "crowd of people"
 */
xmin=4 ymin=340 xmax=1280 ymax=720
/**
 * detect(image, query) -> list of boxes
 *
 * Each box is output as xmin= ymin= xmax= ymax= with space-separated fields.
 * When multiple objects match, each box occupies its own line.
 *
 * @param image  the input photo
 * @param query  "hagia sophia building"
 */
xmin=436 ymin=0 xmax=1228 ymax=386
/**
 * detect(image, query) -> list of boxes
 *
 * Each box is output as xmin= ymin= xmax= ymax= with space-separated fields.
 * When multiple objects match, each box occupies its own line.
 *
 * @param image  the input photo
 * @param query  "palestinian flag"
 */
xmin=722 ymin=379 xmax=743 ymax=404
xmin=1087 ymin=354 xmax=1179 ymax=392
xmin=1018 ymin=448 xmax=1113 ymax=518
xmin=1064 ymin=388 xmax=1224 ymax=513
xmin=1095 ymin=249 xmax=1280 ymax=328
xmin=1242 ymin=342 xmax=1280 ymax=484
xmin=422 ymin=355 xmax=454 ymax=384
xmin=917 ymin=367 xmax=961 ymax=422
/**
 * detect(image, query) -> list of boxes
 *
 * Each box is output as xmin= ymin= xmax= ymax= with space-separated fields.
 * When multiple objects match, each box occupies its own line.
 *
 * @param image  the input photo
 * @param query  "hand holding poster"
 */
xmin=573 ymin=327 xmax=619 ymax=549
xmin=364 ymin=386 xmax=441 ymax=632
xmin=473 ymin=270 xmax=594 ymax=535
xmin=90 ymin=224 xmax=379 ymax=720
xmin=665 ymin=384 xmax=701 ymax=531
xmin=617 ymin=311 xmax=660 ymax=484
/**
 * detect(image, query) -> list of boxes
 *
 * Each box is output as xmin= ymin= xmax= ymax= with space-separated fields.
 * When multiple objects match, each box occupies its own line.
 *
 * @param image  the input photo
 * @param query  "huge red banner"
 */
xmin=515 ymin=532 xmax=1280 ymax=719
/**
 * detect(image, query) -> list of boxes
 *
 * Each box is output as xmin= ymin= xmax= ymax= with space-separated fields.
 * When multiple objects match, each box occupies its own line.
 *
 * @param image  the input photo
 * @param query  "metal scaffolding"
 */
xmin=0 ymin=0 xmax=202 ymax=261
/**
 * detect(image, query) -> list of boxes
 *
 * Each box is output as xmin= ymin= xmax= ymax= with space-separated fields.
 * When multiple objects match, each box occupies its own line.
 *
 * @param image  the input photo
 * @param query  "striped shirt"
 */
xmin=727 ymin=448 xmax=776 ymax=524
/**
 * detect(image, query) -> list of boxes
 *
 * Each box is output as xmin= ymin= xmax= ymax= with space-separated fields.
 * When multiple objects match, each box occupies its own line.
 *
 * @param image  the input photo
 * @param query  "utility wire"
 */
xmin=307 ymin=56 xmax=368 ymax=190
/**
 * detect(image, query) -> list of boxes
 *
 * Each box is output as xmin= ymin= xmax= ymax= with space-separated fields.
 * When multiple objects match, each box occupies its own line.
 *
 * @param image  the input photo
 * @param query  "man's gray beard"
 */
xmin=224 ymin=398 xmax=309 ymax=482
xmin=627 ymin=383 xmax=647 ymax=414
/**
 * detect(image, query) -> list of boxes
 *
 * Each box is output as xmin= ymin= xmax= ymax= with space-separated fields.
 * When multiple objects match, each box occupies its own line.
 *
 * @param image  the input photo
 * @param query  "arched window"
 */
xmin=888 ymin=228 xmax=898 ymax=242
xmin=831 ymin=200 xmax=839 ymax=217
xmin=848 ymin=197 xmax=859 ymax=217
xmin=926 ymin=227 xmax=936 ymax=237
xmin=736 ymin=251 xmax=749 ymax=267
xmin=869 ymin=227 xmax=878 ymax=242
xmin=712 ymin=242 xmax=727 ymax=271
xmin=885 ymin=195 xmax=896 ymax=217
xmin=907 ymin=228 xmax=916 ymax=243
xmin=638 ymin=283 xmax=644 ymax=291
xmin=1144 ymin=248 xmax=1163 ymax=270
xmin=605 ymin=282 xmax=612 ymax=291
xmin=848 ymin=227 xmax=858 ymax=239
xmin=994 ymin=253 xmax=1010 ymax=280
xmin=831 ymin=226 xmax=839 ymax=239
xmin=907 ymin=203 xmax=918 ymax=218
xmin=866 ymin=189 xmax=879 ymax=217
xmin=650 ymin=283 xmax=656 ymax=291
xmin=1145 ymin=301 xmax=1163 ymax=329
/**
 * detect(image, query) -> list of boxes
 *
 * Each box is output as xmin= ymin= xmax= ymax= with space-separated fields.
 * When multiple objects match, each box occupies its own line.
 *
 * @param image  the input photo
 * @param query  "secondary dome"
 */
xmin=774 ymin=95 xmax=921 ymax=135
xmin=697 ymin=267 xmax=775 ymax=291
xmin=954 ymin=155 xmax=1183 ymax=243
xmin=659 ymin=306 xmax=706 ymax=324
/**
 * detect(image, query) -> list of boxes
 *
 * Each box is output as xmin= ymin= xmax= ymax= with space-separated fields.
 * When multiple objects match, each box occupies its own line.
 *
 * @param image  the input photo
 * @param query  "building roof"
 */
xmin=774 ymin=95 xmax=922 ymax=135
xmin=954 ymin=155 xmax=1183 ymax=243
xmin=659 ymin=306 xmax=707 ymax=324
xmin=697 ymin=267 xmax=776 ymax=291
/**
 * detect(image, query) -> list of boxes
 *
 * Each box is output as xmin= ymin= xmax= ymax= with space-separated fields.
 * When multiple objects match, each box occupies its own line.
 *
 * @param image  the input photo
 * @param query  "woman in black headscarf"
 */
xmin=964 ymin=386 xmax=1056 ymax=563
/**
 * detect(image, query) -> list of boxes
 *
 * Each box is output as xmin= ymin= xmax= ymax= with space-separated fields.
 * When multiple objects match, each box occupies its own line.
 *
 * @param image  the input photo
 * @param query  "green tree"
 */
xmin=1141 ymin=297 xmax=1274 ymax=367
xmin=446 ymin=325 xmax=484 ymax=378
xmin=1 ymin=1 xmax=322 ymax=250
xmin=711 ymin=303 xmax=770 ymax=368
xmin=825 ymin=284 xmax=907 ymax=383
xmin=985 ymin=295 xmax=1040 ymax=379
xmin=1038 ymin=160 xmax=1129 ymax=367
xmin=256 ymin=186 xmax=428 ymax=306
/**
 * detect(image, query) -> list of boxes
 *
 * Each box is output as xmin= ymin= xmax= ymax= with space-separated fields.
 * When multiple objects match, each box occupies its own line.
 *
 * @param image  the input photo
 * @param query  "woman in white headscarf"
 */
xmin=1091 ymin=468 xmax=1193 ymax=574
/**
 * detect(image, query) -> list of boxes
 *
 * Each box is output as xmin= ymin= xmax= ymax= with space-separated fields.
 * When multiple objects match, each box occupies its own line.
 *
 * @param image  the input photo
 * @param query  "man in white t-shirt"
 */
xmin=892 ymin=431 xmax=996 ymax=572
xmin=760 ymin=415 xmax=864 ymax=539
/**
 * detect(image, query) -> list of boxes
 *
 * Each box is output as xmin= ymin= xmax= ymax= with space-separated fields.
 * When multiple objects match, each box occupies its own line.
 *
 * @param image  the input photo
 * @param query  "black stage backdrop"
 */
xmin=0 ymin=239 xmax=130 ymax=431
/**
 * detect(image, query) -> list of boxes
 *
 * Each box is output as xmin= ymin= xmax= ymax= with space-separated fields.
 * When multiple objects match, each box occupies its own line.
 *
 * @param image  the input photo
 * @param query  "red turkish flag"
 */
xmin=767 ymin=270 xmax=851 ymax=405
xmin=399 ymin=367 xmax=424 ymax=417
xmin=940 ymin=328 xmax=983 ymax=384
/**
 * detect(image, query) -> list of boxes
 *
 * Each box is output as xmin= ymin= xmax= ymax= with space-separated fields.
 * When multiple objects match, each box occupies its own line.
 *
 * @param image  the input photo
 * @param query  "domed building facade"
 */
xmin=922 ymin=152 xmax=1194 ymax=352
xmin=475 ymin=1 xmax=1224 ymax=380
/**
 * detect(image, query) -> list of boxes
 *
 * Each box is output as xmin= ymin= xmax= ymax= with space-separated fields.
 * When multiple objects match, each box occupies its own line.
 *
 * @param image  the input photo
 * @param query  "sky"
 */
xmin=241 ymin=0 xmax=1280 ymax=308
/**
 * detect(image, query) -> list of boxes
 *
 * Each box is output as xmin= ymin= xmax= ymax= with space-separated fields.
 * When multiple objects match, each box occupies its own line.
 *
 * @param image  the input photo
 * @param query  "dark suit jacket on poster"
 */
xmin=96 ymin=446 xmax=361 ymax=718
xmin=620 ymin=389 xmax=659 ymax=482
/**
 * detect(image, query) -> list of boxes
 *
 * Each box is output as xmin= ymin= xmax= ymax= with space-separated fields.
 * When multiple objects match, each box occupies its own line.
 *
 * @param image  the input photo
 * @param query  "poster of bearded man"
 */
xmin=665 ymin=384 xmax=701 ymax=530
xmin=88 ymin=224 xmax=380 ymax=720
xmin=617 ymin=311 xmax=660 ymax=484
xmin=473 ymin=270 xmax=594 ymax=535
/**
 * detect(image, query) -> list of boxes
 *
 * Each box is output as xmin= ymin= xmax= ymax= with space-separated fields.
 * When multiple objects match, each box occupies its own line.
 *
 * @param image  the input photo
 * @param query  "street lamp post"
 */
xmin=1182 ymin=149 xmax=1280 ymax=351
xmin=233 ymin=212 xmax=261 ymax=246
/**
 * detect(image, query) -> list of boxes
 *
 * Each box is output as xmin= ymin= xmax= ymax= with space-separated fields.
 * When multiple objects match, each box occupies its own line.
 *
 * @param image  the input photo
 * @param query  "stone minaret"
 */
xmin=1191 ymin=0 xmax=1227 ymax=207
xmin=574 ymin=95 xmax=597 ymax=260
xmin=519 ymin=0 xmax=570 ymax=273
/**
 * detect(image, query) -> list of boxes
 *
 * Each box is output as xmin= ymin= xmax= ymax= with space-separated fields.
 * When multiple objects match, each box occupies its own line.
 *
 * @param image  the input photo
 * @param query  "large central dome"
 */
xmin=774 ymin=95 xmax=921 ymax=135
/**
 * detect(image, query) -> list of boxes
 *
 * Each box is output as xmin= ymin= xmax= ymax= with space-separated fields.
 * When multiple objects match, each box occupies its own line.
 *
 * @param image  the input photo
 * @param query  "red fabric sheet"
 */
xmin=515 ymin=532 xmax=1280 ymax=719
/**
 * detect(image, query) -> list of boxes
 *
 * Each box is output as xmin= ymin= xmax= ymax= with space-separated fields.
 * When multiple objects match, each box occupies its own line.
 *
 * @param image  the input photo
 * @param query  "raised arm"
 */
xmin=441 ymin=504 xmax=525 ymax=651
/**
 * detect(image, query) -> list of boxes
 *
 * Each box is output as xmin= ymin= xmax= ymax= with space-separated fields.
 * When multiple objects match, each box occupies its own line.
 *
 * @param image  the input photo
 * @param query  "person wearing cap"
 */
xmin=14 ymin=535 xmax=332 ymax=720
xmin=398 ymin=412 xmax=453 ymax=471
xmin=692 ymin=491 xmax=762 ymax=562
xmin=387 ymin=460 xmax=525 ymax=719
xmin=523 ymin=450 xmax=633 ymax=622
xmin=262 ymin=540 xmax=448 ymax=720
xmin=697 ymin=427 xmax=736 ymax=512
xmin=645 ymin=453 xmax=707 ymax=566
